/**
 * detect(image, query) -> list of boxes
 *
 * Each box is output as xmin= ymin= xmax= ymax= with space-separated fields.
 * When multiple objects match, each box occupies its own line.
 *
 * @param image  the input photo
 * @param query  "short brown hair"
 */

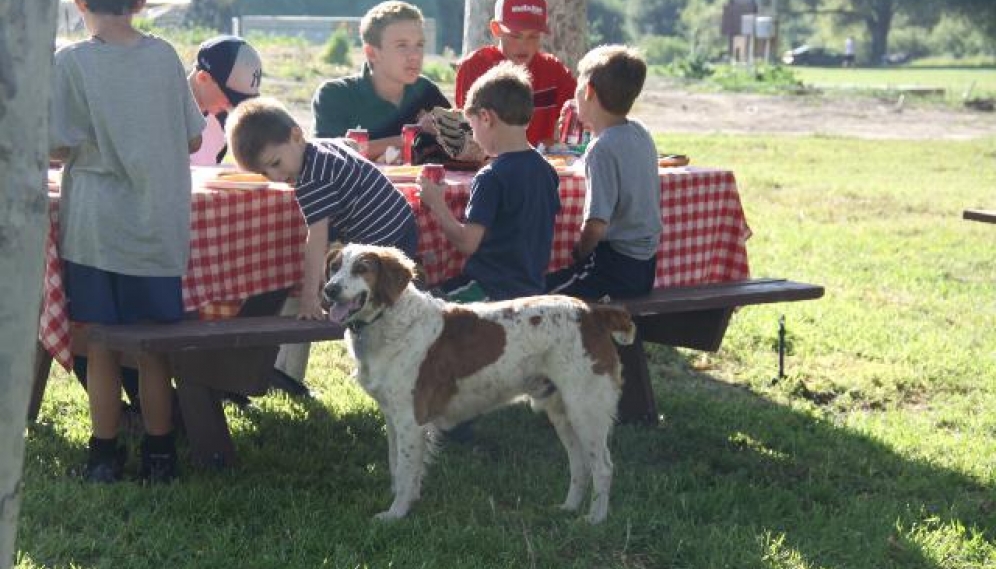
xmin=226 ymin=97 xmax=300 ymax=172
xmin=464 ymin=61 xmax=533 ymax=126
xmin=83 ymin=0 xmax=144 ymax=15
xmin=360 ymin=1 xmax=424 ymax=47
xmin=577 ymin=45 xmax=646 ymax=116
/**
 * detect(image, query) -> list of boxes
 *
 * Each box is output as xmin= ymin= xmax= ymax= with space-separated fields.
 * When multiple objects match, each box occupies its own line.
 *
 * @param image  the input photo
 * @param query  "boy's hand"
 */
xmin=297 ymin=294 xmax=326 ymax=320
xmin=418 ymin=175 xmax=444 ymax=213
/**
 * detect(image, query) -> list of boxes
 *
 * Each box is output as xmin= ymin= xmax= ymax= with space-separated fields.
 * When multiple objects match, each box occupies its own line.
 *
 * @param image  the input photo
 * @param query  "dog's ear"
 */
xmin=325 ymin=245 xmax=344 ymax=282
xmin=370 ymin=247 xmax=416 ymax=306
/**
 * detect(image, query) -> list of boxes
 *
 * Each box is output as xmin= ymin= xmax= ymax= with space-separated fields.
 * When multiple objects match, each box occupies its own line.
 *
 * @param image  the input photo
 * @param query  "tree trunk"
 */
xmin=462 ymin=0 xmax=497 ymax=57
xmin=545 ymin=0 xmax=587 ymax=72
xmin=0 ymin=2 xmax=57 ymax=568
xmin=863 ymin=0 xmax=895 ymax=65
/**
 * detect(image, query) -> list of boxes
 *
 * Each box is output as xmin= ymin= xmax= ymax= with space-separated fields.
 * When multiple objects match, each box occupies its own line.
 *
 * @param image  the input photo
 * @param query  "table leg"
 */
xmin=616 ymin=331 xmax=659 ymax=426
xmin=29 ymin=341 xmax=53 ymax=421
xmin=174 ymin=380 xmax=235 ymax=468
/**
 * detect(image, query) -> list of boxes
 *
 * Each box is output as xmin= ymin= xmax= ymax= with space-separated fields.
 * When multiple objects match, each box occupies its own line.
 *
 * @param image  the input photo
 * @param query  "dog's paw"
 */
xmin=558 ymin=502 xmax=581 ymax=513
xmin=373 ymin=510 xmax=404 ymax=521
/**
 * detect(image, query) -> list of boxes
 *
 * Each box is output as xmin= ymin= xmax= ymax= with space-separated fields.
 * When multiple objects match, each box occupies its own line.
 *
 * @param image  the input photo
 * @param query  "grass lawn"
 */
xmin=791 ymin=66 xmax=996 ymax=101
xmin=16 ymin=133 xmax=996 ymax=568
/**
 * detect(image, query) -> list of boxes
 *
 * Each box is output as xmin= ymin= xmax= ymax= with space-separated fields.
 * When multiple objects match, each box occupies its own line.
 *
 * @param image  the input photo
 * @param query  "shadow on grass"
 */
xmin=602 ymin=344 xmax=995 ymax=568
xmin=19 ymin=356 xmax=995 ymax=568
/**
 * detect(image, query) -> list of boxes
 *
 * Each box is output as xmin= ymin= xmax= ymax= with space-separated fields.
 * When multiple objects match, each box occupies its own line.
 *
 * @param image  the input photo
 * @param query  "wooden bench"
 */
xmin=607 ymin=278 xmax=824 ymax=425
xmin=963 ymin=209 xmax=996 ymax=224
xmin=75 ymin=277 xmax=822 ymax=468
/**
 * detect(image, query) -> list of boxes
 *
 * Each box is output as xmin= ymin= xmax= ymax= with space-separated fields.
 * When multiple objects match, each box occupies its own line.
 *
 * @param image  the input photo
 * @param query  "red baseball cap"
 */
xmin=494 ymin=0 xmax=549 ymax=33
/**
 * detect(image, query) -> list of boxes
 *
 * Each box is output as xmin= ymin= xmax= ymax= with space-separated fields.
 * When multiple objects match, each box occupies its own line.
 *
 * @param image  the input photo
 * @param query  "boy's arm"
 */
xmin=313 ymin=81 xmax=354 ymax=139
xmin=573 ymin=218 xmax=607 ymax=261
xmin=419 ymin=179 xmax=486 ymax=255
xmin=299 ymin=217 xmax=330 ymax=320
xmin=188 ymin=135 xmax=203 ymax=154
xmin=50 ymin=147 xmax=70 ymax=161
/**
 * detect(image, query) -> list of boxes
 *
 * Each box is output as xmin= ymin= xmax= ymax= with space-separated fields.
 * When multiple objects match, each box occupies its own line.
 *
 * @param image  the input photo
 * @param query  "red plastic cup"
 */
xmin=402 ymin=124 xmax=420 ymax=165
xmin=422 ymin=163 xmax=445 ymax=184
xmin=399 ymin=184 xmax=420 ymax=206
xmin=346 ymin=127 xmax=369 ymax=158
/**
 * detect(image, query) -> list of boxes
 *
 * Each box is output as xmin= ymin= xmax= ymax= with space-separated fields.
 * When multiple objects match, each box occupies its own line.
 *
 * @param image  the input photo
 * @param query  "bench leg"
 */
xmin=616 ymin=331 xmax=659 ymax=426
xmin=29 ymin=341 xmax=53 ymax=421
xmin=174 ymin=381 xmax=236 ymax=469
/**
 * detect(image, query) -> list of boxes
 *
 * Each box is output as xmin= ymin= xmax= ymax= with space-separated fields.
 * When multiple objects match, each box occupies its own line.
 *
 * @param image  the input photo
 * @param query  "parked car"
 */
xmin=781 ymin=45 xmax=847 ymax=66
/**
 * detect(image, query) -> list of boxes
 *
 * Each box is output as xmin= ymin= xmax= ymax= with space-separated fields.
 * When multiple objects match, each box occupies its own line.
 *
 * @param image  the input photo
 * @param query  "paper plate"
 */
xmin=202 ymin=178 xmax=270 ymax=191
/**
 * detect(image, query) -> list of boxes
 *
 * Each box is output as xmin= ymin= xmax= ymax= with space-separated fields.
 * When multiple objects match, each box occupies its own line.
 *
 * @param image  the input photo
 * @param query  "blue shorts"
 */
xmin=545 ymin=241 xmax=657 ymax=301
xmin=63 ymin=261 xmax=184 ymax=325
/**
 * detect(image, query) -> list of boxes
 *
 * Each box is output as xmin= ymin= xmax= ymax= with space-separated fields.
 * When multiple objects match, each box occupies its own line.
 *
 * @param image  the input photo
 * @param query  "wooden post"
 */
xmin=0 ymin=2 xmax=58 ymax=567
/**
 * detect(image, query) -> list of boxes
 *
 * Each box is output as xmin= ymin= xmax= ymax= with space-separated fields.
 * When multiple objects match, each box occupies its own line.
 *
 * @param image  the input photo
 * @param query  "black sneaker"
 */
xmin=140 ymin=437 xmax=178 ymax=484
xmin=84 ymin=444 xmax=126 ymax=484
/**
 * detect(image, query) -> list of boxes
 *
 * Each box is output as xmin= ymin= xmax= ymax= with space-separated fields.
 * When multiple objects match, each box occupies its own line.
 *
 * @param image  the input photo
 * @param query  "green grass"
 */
xmin=790 ymin=66 xmax=996 ymax=101
xmin=17 ymin=134 xmax=996 ymax=568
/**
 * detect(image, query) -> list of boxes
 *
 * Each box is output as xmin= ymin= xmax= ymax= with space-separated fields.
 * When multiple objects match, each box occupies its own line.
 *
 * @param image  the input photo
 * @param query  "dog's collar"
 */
xmin=346 ymin=309 xmax=385 ymax=334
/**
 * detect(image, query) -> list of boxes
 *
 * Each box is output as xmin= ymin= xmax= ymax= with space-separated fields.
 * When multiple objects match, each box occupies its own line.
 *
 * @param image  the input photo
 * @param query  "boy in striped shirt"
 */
xmin=227 ymin=97 xmax=418 ymax=320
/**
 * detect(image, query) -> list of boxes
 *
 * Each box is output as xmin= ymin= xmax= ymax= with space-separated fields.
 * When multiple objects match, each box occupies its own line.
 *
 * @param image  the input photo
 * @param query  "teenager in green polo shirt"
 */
xmin=312 ymin=1 xmax=449 ymax=162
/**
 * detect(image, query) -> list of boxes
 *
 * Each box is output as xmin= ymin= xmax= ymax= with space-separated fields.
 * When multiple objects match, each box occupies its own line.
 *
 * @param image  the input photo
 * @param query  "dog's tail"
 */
xmin=591 ymin=305 xmax=636 ymax=345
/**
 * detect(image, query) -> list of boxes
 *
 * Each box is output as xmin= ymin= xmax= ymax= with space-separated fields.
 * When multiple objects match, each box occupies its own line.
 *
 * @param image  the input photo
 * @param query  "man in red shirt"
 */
xmin=455 ymin=0 xmax=576 ymax=147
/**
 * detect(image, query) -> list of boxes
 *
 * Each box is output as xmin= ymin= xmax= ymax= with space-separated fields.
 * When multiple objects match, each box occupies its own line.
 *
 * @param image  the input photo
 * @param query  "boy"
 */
xmin=420 ymin=61 xmax=560 ymax=303
xmin=226 ymin=97 xmax=418 ymax=320
xmin=545 ymin=45 xmax=662 ymax=301
xmin=50 ymin=0 xmax=205 ymax=482
xmin=454 ymin=0 xmax=575 ymax=147
xmin=189 ymin=35 xmax=263 ymax=166
xmin=312 ymin=1 xmax=449 ymax=162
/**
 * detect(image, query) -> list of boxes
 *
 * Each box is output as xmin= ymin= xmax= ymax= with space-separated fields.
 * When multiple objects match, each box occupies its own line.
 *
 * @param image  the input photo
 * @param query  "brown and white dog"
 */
xmin=323 ymin=244 xmax=635 ymax=523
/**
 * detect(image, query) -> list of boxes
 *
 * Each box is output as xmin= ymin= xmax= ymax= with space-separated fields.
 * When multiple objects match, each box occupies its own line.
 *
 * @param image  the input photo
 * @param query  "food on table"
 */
xmin=381 ymin=165 xmax=423 ymax=180
xmin=214 ymin=171 xmax=270 ymax=183
xmin=658 ymin=154 xmax=690 ymax=168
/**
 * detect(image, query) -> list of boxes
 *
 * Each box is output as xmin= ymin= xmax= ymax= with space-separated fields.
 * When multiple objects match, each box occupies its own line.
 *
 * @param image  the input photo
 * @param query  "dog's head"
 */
xmin=322 ymin=244 xmax=417 ymax=325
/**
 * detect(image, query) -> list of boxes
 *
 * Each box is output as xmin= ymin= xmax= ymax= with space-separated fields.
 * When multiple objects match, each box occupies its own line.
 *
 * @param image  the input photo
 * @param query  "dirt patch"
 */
xmin=290 ymin=75 xmax=996 ymax=140
xmin=630 ymin=77 xmax=996 ymax=140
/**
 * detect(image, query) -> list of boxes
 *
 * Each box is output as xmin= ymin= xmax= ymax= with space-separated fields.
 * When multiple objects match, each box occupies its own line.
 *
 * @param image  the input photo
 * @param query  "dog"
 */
xmin=322 ymin=244 xmax=635 ymax=523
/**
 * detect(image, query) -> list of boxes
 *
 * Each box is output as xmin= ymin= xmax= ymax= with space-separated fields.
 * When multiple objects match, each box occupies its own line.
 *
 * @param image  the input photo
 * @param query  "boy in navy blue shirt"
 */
xmin=420 ymin=61 xmax=560 ymax=302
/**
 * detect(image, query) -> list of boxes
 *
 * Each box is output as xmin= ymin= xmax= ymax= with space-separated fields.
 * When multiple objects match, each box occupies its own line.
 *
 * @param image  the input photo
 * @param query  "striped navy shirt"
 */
xmin=294 ymin=139 xmax=415 ymax=248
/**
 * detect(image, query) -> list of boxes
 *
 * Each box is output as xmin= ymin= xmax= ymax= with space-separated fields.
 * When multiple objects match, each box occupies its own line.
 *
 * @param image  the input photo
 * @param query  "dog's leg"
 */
xmin=544 ymin=395 xmax=589 ymax=512
xmin=561 ymin=383 xmax=616 ymax=524
xmin=374 ymin=415 xmax=426 ymax=521
xmin=384 ymin=413 xmax=398 ymax=493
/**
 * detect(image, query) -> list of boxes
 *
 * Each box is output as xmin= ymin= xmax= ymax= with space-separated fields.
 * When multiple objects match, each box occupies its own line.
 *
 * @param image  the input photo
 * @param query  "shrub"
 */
xmin=421 ymin=60 xmax=456 ymax=83
xmin=321 ymin=25 xmax=351 ymax=67
xmin=639 ymin=35 xmax=690 ymax=66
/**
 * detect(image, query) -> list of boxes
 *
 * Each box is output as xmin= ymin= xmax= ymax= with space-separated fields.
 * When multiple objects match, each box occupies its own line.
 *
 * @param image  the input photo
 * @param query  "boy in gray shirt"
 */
xmin=546 ymin=45 xmax=662 ymax=300
xmin=50 ymin=0 xmax=205 ymax=483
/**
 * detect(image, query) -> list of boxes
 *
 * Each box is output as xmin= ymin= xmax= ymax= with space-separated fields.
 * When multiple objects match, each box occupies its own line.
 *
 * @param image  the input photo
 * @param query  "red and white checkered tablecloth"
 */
xmin=398 ymin=166 xmax=751 ymax=289
xmin=39 ymin=175 xmax=307 ymax=370
xmin=41 ymin=165 xmax=750 ymax=370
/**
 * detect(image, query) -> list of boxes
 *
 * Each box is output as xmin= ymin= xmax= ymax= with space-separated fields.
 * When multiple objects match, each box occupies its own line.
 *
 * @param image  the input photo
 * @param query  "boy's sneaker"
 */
xmin=84 ymin=441 xmax=126 ymax=484
xmin=140 ymin=436 xmax=178 ymax=484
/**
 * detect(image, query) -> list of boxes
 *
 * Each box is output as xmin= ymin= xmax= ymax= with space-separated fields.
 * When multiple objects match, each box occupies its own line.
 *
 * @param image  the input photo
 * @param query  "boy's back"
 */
xmin=52 ymin=36 xmax=205 ymax=276
xmin=584 ymin=120 xmax=661 ymax=260
xmin=464 ymin=148 xmax=559 ymax=300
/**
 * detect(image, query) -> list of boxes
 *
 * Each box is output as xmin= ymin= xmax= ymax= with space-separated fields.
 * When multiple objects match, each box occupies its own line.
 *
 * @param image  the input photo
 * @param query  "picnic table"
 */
xmin=963 ymin=209 xmax=996 ymax=224
xmin=32 ymin=163 xmax=758 ymax=457
xmin=38 ymin=163 xmax=752 ymax=372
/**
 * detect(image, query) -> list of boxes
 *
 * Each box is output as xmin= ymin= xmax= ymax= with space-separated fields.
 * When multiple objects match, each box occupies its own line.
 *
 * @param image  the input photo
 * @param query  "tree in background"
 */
xmin=589 ymin=0 xmax=629 ymax=46
xmin=0 ymin=1 xmax=57 ymax=567
xmin=186 ymin=0 xmax=238 ymax=31
xmin=627 ymin=0 xmax=684 ymax=37
xmin=546 ymin=0 xmax=588 ymax=71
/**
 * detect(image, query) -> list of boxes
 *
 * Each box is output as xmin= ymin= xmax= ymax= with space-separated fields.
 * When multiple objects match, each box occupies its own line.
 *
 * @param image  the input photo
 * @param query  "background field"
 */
xmin=791 ymin=66 xmax=996 ymax=101
xmin=17 ymin=132 xmax=996 ymax=569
